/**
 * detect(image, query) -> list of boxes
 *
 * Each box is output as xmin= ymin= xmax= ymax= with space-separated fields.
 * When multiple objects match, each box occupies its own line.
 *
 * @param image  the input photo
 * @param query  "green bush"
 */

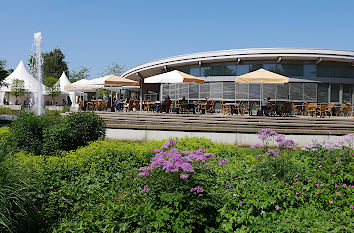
xmin=6 ymin=112 xmax=60 ymax=155
xmin=0 ymin=107 xmax=19 ymax=115
xmin=2 ymin=137 xmax=353 ymax=232
xmin=42 ymin=112 xmax=106 ymax=155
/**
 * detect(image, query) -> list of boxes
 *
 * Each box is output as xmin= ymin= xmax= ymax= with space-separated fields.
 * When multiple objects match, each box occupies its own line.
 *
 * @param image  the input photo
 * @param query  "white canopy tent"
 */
xmin=0 ymin=60 xmax=45 ymax=105
xmin=56 ymin=72 xmax=85 ymax=107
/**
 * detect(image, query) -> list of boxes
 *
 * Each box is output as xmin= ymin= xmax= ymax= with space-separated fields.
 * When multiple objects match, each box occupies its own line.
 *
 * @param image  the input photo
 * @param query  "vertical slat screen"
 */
xmin=262 ymin=84 xmax=276 ymax=99
xmin=290 ymin=83 xmax=303 ymax=101
xmin=199 ymin=83 xmax=210 ymax=99
xmin=249 ymin=84 xmax=260 ymax=100
xmin=236 ymin=83 xmax=249 ymax=100
xmin=210 ymin=82 xmax=222 ymax=99
xmin=303 ymin=83 xmax=317 ymax=102
xmin=223 ymin=82 xmax=236 ymax=100
xmin=189 ymin=83 xmax=199 ymax=99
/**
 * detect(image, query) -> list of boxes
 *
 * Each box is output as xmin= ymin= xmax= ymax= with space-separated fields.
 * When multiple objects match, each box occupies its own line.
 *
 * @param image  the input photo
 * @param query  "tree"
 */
xmin=43 ymin=77 xmax=61 ymax=105
xmin=101 ymin=63 xmax=127 ymax=76
xmin=0 ymin=59 xmax=9 ymax=86
xmin=69 ymin=66 xmax=90 ymax=83
xmin=30 ymin=48 xmax=69 ymax=80
xmin=10 ymin=79 xmax=25 ymax=104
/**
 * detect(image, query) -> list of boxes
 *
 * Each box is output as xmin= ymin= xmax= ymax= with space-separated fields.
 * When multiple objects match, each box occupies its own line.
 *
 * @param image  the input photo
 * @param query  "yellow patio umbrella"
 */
xmin=104 ymin=75 xmax=139 ymax=86
xmin=236 ymin=68 xmax=289 ymax=83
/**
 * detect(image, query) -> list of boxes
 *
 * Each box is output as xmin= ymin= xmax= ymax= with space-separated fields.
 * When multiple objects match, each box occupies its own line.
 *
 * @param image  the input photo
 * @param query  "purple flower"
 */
xmin=329 ymin=200 xmax=334 ymax=204
xmin=335 ymin=184 xmax=339 ymax=188
xmin=251 ymin=143 xmax=264 ymax=149
xmin=190 ymin=186 xmax=204 ymax=194
xmin=276 ymin=134 xmax=297 ymax=150
xmin=272 ymin=174 xmax=276 ymax=176
xmin=180 ymin=173 xmax=189 ymax=179
xmin=316 ymin=191 xmax=320 ymax=194
xmin=343 ymin=184 xmax=347 ymax=187
xmin=160 ymin=139 xmax=177 ymax=149
xmin=275 ymin=206 xmax=279 ymax=211
xmin=256 ymin=154 xmax=263 ymax=158
xmin=350 ymin=205 xmax=354 ymax=209
xmin=320 ymin=184 xmax=324 ymax=187
xmin=313 ymin=169 xmax=317 ymax=172
xmin=318 ymin=165 xmax=322 ymax=168
xmin=332 ymin=170 xmax=335 ymax=173
xmin=308 ymin=180 xmax=311 ymax=183
xmin=302 ymin=187 xmax=306 ymax=190
xmin=218 ymin=157 xmax=229 ymax=166
xmin=336 ymin=192 xmax=341 ymax=196
xmin=141 ymin=185 xmax=150 ymax=194
xmin=313 ymin=180 xmax=317 ymax=183
xmin=293 ymin=182 xmax=299 ymax=185
xmin=316 ymin=184 xmax=319 ymax=187
xmin=233 ymin=193 xmax=237 ymax=197
xmin=265 ymin=149 xmax=280 ymax=157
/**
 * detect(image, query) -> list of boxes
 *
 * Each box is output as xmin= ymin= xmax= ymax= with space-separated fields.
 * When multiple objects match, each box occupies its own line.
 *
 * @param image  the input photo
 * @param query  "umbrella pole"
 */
xmin=139 ymin=78 xmax=143 ymax=111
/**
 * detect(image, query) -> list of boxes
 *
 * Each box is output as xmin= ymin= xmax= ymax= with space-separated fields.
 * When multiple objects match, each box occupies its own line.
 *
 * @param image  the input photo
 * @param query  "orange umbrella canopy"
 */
xmin=104 ymin=75 xmax=139 ymax=86
xmin=236 ymin=68 xmax=290 ymax=83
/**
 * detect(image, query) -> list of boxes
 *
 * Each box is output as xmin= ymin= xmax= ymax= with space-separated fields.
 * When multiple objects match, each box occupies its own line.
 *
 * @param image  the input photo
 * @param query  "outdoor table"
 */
xmin=143 ymin=101 xmax=153 ymax=111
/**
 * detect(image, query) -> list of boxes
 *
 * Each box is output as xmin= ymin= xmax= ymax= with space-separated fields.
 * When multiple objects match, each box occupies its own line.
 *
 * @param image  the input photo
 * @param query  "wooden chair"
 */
xmin=246 ymin=101 xmax=255 ymax=116
xmin=238 ymin=101 xmax=246 ymax=115
xmin=78 ymin=101 xmax=84 ymax=111
xmin=316 ymin=103 xmax=328 ymax=117
xmin=280 ymin=102 xmax=292 ymax=116
xmin=339 ymin=104 xmax=346 ymax=116
xmin=308 ymin=103 xmax=317 ymax=116
xmin=86 ymin=102 xmax=95 ymax=111
xmin=291 ymin=102 xmax=302 ymax=115
xmin=325 ymin=103 xmax=334 ymax=117
xmin=346 ymin=104 xmax=354 ymax=117
xmin=221 ymin=101 xmax=231 ymax=115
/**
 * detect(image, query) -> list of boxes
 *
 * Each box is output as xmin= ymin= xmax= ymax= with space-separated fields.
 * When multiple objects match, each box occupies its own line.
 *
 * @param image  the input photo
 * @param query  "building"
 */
xmin=122 ymin=48 xmax=354 ymax=104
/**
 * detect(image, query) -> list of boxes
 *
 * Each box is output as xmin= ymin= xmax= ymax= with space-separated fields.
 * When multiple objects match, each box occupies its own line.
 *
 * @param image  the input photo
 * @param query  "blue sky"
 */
xmin=1 ymin=0 xmax=353 ymax=77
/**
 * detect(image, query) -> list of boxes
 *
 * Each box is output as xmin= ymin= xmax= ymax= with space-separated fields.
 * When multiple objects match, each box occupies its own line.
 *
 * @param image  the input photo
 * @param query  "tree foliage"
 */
xmin=30 ymin=48 xmax=69 ymax=81
xmin=0 ymin=59 xmax=9 ymax=86
xmin=10 ymin=79 xmax=25 ymax=102
xmin=101 ymin=62 xmax=127 ymax=76
xmin=69 ymin=66 xmax=90 ymax=83
xmin=43 ymin=77 xmax=61 ymax=102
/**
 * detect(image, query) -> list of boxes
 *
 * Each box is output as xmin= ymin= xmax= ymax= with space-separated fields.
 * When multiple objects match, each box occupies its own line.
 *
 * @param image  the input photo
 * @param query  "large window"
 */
xmin=202 ymin=64 xmax=236 ymax=76
xmin=304 ymin=64 xmax=316 ymax=77
xmin=330 ymin=63 xmax=343 ymax=78
xmin=317 ymin=63 xmax=330 ymax=77
xmin=249 ymin=64 xmax=262 ymax=72
xmin=343 ymin=85 xmax=353 ymax=104
xmin=236 ymin=65 xmax=249 ymax=75
xmin=317 ymin=83 xmax=329 ymax=103
xmin=277 ymin=64 xmax=303 ymax=77
xmin=330 ymin=84 xmax=340 ymax=102
xmin=190 ymin=67 xmax=201 ymax=76
xmin=343 ymin=65 xmax=353 ymax=78
xmin=263 ymin=64 xmax=277 ymax=72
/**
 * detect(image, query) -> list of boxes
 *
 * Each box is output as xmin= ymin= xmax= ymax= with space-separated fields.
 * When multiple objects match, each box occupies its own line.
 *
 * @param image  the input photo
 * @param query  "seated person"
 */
xmin=261 ymin=97 xmax=271 ymax=116
xmin=114 ymin=96 xmax=123 ymax=111
xmin=159 ymin=95 xmax=171 ymax=113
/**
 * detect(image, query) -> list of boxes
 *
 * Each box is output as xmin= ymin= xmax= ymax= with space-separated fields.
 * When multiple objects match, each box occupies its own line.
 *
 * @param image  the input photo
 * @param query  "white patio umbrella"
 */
xmin=144 ymin=70 xmax=204 ymax=84
xmin=64 ymin=79 xmax=102 ymax=92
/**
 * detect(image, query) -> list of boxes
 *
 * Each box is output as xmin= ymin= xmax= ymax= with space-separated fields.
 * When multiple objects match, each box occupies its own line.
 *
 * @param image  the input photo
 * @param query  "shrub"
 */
xmin=42 ymin=112 xmax=106 ymax=155
xmin=6 ymin=112 xmax=60 ymax=155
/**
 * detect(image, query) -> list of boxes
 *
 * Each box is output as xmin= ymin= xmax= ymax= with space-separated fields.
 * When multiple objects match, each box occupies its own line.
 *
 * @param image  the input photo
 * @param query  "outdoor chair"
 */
xmin=246 ymin=101 xmax=255 ymax=116
xmin=238 ymin=102 xmax=246 ymax=115
xmin=291 ymin=103 xmax=302 ymax=115
xmin=86 ymin=102 xmax=95 ymax=111
xmin=281 ymin=102 xmax=292 ymax=116
xmin=325 ymin=103 xmax=334 ymax=117
xmin=79 ymin=101 xmax=84 ymax=111
xmin=124 ymin=99 xmax=134 ymax=112
xmin=339 ymin=104 xmax=346 ymax=116
xmin=308 ymin=103 xmax=317 ymax=116
xmin=221 ymin=101 xmax=231 ymax=115
xmin=316 ymin=103 xmax=328 ymax=117
xmin=346 ymin=104 xmax=354 ymax=117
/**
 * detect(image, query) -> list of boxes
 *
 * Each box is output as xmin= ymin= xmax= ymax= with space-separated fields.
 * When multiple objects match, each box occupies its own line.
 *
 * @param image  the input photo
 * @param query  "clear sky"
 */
xmin=1 ymin=0 xmax=353 ymax=77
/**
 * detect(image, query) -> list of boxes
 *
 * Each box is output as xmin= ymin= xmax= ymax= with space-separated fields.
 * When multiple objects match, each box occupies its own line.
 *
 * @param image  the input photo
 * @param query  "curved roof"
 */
xmin=122 ymin=48 xmax=354 ymax=81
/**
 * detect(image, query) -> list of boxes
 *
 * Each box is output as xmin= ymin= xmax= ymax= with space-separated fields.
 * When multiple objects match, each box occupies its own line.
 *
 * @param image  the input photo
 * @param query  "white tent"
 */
xmin=56 ymin=72 xmax=81 ymax=107
xmin=0 ymin=60 xmax=45 ymax=105
xmin=144 ymin=70 xmax=204 ymax=84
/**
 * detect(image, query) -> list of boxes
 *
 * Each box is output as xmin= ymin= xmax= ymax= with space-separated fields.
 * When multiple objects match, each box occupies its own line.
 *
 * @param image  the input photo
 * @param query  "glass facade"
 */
xmin=171 ymin=61 xmax=353 ymax=79
xmin=162 ymin=60 xmax=353 ymax=104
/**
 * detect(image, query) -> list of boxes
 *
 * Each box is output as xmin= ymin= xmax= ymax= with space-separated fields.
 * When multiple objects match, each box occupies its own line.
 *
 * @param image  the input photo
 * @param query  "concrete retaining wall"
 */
xmin=106 ymin=128 xmax=344 ymax=147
